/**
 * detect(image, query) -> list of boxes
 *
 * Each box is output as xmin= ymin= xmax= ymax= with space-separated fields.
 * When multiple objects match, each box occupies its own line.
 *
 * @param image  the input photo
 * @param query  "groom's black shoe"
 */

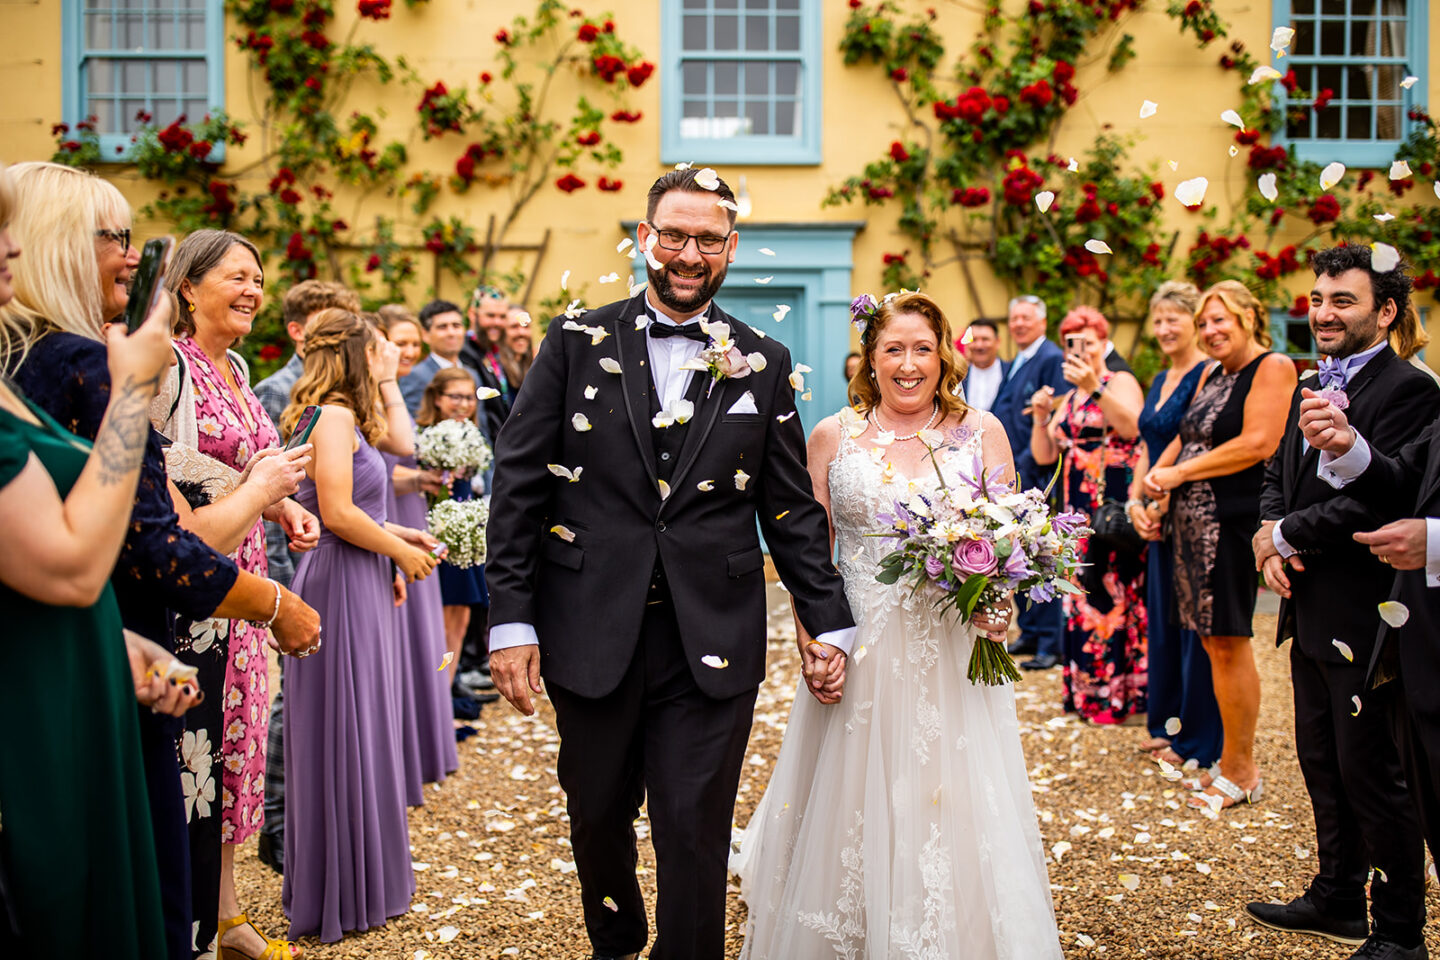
xmin=1347 ymin=935 xmax=1428 ymax=959
xmin=1245 ymin=893 xmax=1367 ymax=945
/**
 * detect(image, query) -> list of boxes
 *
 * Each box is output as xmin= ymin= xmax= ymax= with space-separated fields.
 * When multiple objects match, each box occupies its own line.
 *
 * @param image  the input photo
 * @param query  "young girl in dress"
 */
xmin=415 ymin=366 xmax=489 ymax=697
xmin=279 ymin=309 xmax=439 ymax=942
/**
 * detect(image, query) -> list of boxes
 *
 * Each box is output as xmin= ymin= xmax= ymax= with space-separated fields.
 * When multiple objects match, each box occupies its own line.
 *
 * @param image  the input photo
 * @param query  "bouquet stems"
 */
xmin=965 ymin=587 xmax=1022 ymax=686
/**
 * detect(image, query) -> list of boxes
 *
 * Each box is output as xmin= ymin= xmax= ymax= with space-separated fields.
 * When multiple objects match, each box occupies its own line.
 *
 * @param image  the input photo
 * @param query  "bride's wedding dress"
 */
xmin=732 ymin=417 xmax=1063 ymax=960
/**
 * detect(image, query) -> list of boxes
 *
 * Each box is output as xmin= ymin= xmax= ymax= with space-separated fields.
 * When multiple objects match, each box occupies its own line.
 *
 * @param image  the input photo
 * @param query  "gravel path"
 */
xmin=236 ymin=596 xmax=1440 ymax=958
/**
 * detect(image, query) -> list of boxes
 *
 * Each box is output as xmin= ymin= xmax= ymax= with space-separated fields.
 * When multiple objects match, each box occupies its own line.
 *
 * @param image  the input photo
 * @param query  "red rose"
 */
xmin=849 ymin=0 xmax=862 ymax=7
xmin=357 ymin=0 xmax=391 ymax=20
xmin=578 ymin=24 xmax=599 ymax=42
xmin=286 ymin=232 xmax=313 ymax=261
xmin=455 ymin=154 xmax=476 ymax=181
xmin=1270 ymin=207 xmax=1285 ymax=226
xmin=1149 ymin=181 xmax=1165 ymax=200
xmin=1075 ymin=194 xmax=1102 ymax=224
xmin=1357 ymin=170 xmax=1374 ymax=190
xmin=302 ymin=6 xmax=326 ymax=25
xmin=157 ymin=120 xmax=194 ymax=152
xmin=593 ymin=54 xmax=626 ymax=82
xmin=1019 ymin=79 xmax=1054 ymax=109
xmin=480 ymin=72 xmax=493 ymax=84
xmin=279 ymin=188 xmax=302 ymax=205
xmin=882 ymin=252 xmax=907 ymax=265
xmin=598 ymin=177 xmax=623 ymax=192
xmin=627 ymin=61 xmax=655 ymax=87
xmin=1289 ymin=295 xmax=1309 ymax=318
xmin=425 ymin=234 xmax=446 ymax=254
xmin=304 ymin=76 xmax=322 ymax=92
xmin=366 ymin=254 xmax=382 ymax=272
xmin=1281 ymin=70 xmax=1298 ymax=92
xmin=1002 ymin=164 xmax=1044 ymax=206
xmin=556 ymin=172 xmax=586 ymax=193
xmin=1184 ymin=0 xmax=1202 ymax=14
xmin=259 ymin=343 xmax=284 ymax=362
xmin=1312 ymin=88 xmax=1334 ymax=111
xmin=188 ymin=140 xmax=213 ymax=159
xmin=992 ymin=95 xmax=1010 ymax=115
xmin=890 ymin=67 xmax=909 ymax=82
xmin=1308 ymin=194 xmax=1341 ymax=224
xmin=301 ymin=30 xmax=329 ymax=51
xmin=51 ymin=123 xmax=69 ymax=136
xmin=610 ymin=110 xmax=643 ymax=122
xmin=1052 ymin=61 xmax=1075 ymax=84
xmin=269 ymin=0 xmax=294 ymax=12
xmin=953 ymin=186 xmax=990 ymax=207
xmin=889 ymin=141 xmax=910 ymax=162
xmin=603 ymin=20 xmax=614 ymax=32
xmin=495 ymin=29 xmax=511 ymax=44
xmin=1235 ymin=129 xmax=1260 ymax=145
xmin=577 ymin=131 xmax=602 ymax=146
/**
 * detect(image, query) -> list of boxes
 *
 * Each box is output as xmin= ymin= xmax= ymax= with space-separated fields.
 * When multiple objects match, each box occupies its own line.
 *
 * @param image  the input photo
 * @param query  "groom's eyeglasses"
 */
xmin=644 ymin=222 xmax=732 ymax=255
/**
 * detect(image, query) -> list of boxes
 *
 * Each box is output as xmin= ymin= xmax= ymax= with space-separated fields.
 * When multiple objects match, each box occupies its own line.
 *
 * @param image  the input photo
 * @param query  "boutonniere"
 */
xmin=679 ymin=320 xmax=768 ymax=397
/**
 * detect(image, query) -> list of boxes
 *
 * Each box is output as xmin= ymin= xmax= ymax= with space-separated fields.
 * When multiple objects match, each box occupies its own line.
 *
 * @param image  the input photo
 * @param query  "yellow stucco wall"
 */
xmin=3 ymin=0 xmax=1438 ymax=365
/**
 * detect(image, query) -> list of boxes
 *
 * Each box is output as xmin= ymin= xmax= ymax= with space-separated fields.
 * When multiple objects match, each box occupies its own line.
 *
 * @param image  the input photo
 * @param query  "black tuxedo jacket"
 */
xmin=486 ymin=293 xmax=854 ymax=700
xmin=1259 ymin=346 xmax=1440 ymax=665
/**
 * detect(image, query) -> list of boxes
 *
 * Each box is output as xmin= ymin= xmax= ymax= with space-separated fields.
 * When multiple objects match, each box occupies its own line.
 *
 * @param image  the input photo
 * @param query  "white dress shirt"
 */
xmin=965 ymin=361 xmax=1004 ymax=412
xmin=490 ymin=299 xmax=859 ymax=655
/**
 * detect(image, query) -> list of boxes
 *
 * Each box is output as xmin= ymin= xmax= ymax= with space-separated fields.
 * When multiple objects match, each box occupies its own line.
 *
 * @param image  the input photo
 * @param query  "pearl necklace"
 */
xmin=869 ymin=400 xmax=940 ymax=441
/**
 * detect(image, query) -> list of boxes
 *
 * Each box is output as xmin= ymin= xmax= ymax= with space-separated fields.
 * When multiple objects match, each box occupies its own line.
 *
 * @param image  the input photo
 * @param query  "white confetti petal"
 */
xmin=755 ymin=276 xmax=773 ymax=284
xmin=1375 ymin=212 xmax=1395 ymax=222
xmin=476 ymin=386 xmax=501 ymax=400
xmin=1258 ymin=172 xmax=1279 ymax=202
xmin=1228 ymin=145 xmax=1239 ymax=157
xmin=1271 ymin=26 xmax=1295 ymax=55
xmin=1379 ymin=600 xmax=1410 ymax=627
xmin=616 ymin=237 xmax=634 ymax=255
xmin=1376 ymin=867 xmax=1390 ymax=882
xmin=734 ymin=469 xmax=751 ymax=491
xmin=1249 ymin=65 xmax=1283 ymax=84
xmin=757 ymin=247 xmax=776 ymax=256
xmin=598 ymin=271 xmax=620 ymax=284
xmin=550 ymin=525 xmax=576 ymax=543
xmin=1320 ymin=161 xmax=1347 ymax=191
xmin=1076 ymin=933 xmax=1096 ymax=948
xmin=1196 ymin=862 xmax=1212 ymax=875
xmin=697 ymin=479 xmax=715 ymax=491
xmin=1051 ymin=840 xmax=1072 ymax=862
xmin=773 ymin=304 xmax=791 ymax=322
xmin=1390 ymin=160 xmax=1413 ymax=180
xmin=1372 ymin=242 xmax=1401 ymax=273
xmin=700 ymin=654 xmax=729 ymax=669
xmin=747 ymin=352 xmax=768 ymax=372
xmin=1352 ymin=694 xmax=1363 ymax=716
xmin=1084 ymin=239 xmax=1113 ymax=255
xmin=1401 ymin=75 xmax=1418 ymax=89
xmin=1119 ymin=873 xmax=1141 ymax=891
xmin=1067 ymin=157 xmax=1079 ymax=172
xmin=560 ymin=269 xmax=571 ymax=291
xmin=1435 ymin=181 xmax=1440 ymax=200
xmin=960 ymin=326 xmax=974 ymax=345
xmin=1221 ymin=109 xmax=1245 ymax=130
xmin=600 ymin=357 xmax=622 ymax=374
xmin=438 ymin=651 xmax=454 ymax=672
xmin=658 ymin=479 xmax=670 ymax=499
xmin=1035 ymin=190 xmax=1055 ymax=213
xmin=436 ymin=926 xmax=459 ymax=944
xmin=571 ymin=413 xmax=592 ymax=432
xmin=716 ymin=198 xmax=739 ymax=211
xmin=674 ymin=161 xmax=693 ymax=170
xmin=1139 ymin=99 xmax=1158 ymax=119
xmin=1167 ymin=159 xmax=1179 ymax=171
xmin=602 ymin=896 xmax=619 ymax=912
xmin=1165 ymin=716 xmax=1182 ymax=736
xmin=584 ymin=385 xmax=598 ymax=399
xmin=1175 ymin=176 xmax=1209 ymax=207
xmin=776 ymin=410 xmax=797 ymax=423
xmin=693 ymin=167 xmax=720 ymax=190
xmin=789 ymin=363 xmax=812 ymax=392
xmin=546 ymin=463 xmax=582 ymax=482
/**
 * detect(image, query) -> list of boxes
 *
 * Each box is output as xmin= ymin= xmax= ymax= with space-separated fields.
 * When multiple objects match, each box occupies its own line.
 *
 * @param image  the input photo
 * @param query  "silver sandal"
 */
xmin=1187 ymin=775 xmax=1263 ymax=814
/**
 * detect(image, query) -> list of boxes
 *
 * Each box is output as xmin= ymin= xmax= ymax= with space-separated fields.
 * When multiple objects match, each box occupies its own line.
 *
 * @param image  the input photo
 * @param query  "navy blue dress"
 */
xmin=1139 ymin=362 xmax=1223 ymax=766
xmin=13 ymin=331 xmax=239 ymax=960
xmin=437 ymin=475 xmax=489 ymax=606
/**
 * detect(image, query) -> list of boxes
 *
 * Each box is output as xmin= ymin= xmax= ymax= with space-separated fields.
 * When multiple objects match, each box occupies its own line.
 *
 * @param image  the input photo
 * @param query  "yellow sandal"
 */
xmin=217 ymin=912 xmax=305 ymax=960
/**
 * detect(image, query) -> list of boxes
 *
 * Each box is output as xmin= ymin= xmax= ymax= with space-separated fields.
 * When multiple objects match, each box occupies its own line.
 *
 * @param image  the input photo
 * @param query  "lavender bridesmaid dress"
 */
xmin=384 ymin=440 xmax=459 ymax=796
xmin=283 ymin=431 xmax=415 ymax=942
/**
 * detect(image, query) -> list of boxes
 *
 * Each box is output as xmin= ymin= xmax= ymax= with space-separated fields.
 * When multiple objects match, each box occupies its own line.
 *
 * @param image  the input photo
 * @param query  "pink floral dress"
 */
xmin=175 ymin=335 xmax=279 ymax=844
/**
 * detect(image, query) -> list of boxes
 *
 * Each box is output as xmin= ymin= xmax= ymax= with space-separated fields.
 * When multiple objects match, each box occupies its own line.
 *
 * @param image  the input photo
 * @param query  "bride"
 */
xmin=731 ymin=291 xmax=1063 ymax=959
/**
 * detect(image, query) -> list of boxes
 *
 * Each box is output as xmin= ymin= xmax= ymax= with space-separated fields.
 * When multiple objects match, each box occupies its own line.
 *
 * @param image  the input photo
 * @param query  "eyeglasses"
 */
xmin=441 ymin=393 xmax=477 ymax=403
xmin=95 ymin=228 xmax=132 ymax=251
xmin=645 ymin=223 xmax=732 ymax=255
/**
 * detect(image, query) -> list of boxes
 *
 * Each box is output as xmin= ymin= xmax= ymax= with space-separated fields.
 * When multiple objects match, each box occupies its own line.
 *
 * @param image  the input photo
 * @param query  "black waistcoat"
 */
xmin=649 ymin=365 xmax=708 ymax=485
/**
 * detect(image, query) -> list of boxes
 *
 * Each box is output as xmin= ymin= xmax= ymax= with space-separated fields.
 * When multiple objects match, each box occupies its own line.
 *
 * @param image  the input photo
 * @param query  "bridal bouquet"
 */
xmin=415 ymin=419 xmax=493 ymax=500
xmin=426 ymin=497 xmax=489 ymax=568
xmin=874 ymin=433 xmax=1089 ymax=685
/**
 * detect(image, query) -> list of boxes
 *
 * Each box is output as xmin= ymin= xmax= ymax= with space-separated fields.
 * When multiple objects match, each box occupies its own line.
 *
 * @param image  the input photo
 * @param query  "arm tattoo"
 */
xmin=93 ymin=372 xmax=162 ymax=486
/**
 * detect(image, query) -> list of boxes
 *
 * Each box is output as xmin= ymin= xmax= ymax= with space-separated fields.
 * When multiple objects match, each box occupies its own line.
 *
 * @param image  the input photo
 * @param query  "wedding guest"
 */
xmin=1029 ymin=305 xmax=1147 ymax=724
xmin=377 ymin=307 xmax=459 ymax=792
xmin=252 ymin=278 xmax=358 ymax=877
xmin=960 ymin=317 xmax=1007 ymax=412
xmin=399 ymin=299 xmax=481 ymax=416
xmin=1300 ymin=368 xmax=1440 ymax=960
xmin=1144 ymin=279 xmax=1296 ymax=811
xmin=991 ymin=294 xmax=1069 ymax=668
xmin=843 ymin=350 xmax=861 ymax=382
xmin=415 ymin=367 xmax=490 ymax=698
xmin=1 ymin=161 xmax=320 ymax=960
xmin=500 ymin=303 xmax=535 ymax=389
xmin=281 ymin=308 xmax=438 ymax=941
xmin=463 ymin=285 xmax=514 ymax=425
xmin=0 ymin=163 xmax=200 ymax=960
xmin=160 ymin=229 xmax=323 ymax=960
xmin=1127 ymin=282 xmax=1223 ymax=769
xmin=1248 ymin=245 xmax=1435 ymax=956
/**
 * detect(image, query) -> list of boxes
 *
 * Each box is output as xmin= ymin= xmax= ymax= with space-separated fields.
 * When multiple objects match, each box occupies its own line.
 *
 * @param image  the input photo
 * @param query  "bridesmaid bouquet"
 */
xmin=874 ymin=432 xmax=1090 ymax=685
xmin=415 ymin=419 xmax=493 ymax=500
xmin=426 ymin=498 xmax=489 ymax=568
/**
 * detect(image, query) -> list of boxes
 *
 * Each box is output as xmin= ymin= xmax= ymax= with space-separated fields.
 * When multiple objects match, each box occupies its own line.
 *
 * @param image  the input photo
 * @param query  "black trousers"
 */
xmin=548 ymin=594 xmax=757 ymax=960
xmin=1291 ymin=643 xmax=1425 ymax=941
xmin=1395 ymin=638 xmax=1440 ymax=871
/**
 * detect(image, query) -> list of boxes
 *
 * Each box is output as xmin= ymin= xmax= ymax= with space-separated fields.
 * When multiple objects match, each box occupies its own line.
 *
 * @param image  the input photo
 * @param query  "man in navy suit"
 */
xmin=959 ymin=318 xmax=1009 ymax=412
xmin=990 ymin=295 xmax=1070 ymax=668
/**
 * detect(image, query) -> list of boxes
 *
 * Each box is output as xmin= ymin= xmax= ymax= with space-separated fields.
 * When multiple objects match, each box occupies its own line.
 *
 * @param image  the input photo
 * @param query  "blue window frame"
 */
xmin=62 ymin=0 xmax=225 ymax=161
xmin=1272 ymin=0 xmax=1428 ymax=168
xmin=661 ymin=0 xmax=822 ymax=166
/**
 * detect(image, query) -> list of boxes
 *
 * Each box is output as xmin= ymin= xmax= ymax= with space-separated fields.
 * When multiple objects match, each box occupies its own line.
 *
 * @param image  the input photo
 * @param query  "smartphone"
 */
xmin=285 ymin=405 xmax=322 ymax=450
xmin=1064 ymin=334 xmax=1084 ymax=358
xmin=123 ymin=237 xmax=175 ymax=334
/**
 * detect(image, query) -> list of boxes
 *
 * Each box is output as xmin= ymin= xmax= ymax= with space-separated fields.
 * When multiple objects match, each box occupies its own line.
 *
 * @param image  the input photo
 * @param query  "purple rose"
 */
xmin=924 ymin=555 xmax=946 ymax=579
xmin=1001 ymin=546 xmax=1031 ymax=584
xmin=952 ymin=537 xmax=998 ymax=576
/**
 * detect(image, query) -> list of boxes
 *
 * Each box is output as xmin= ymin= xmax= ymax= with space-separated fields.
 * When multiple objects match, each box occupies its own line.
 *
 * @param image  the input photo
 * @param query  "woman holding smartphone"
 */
xmin=280 ymin=309 xmax=439 ymax=942
xmin=1029 ymin=306 xmax=1147 ymax=724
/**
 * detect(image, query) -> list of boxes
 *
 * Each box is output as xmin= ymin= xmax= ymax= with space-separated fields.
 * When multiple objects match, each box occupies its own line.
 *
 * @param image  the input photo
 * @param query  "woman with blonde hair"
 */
xmin=734 ymin=291 xmax=1063 ymax=959
xmin=1 ymin=160 xmax=320 ymax=960
xmin=280 ymin=308 xmax=439 ymax=942
xmin=1144 ymin=279 xmax=1297 ymax=811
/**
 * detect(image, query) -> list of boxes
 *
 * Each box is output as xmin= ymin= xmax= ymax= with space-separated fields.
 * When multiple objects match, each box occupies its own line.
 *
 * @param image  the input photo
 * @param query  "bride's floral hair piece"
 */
xmin=848 ymin=290 xmax=969 ymax=421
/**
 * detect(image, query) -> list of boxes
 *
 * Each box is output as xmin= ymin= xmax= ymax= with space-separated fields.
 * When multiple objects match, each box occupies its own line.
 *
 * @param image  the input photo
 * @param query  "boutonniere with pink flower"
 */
xmin=679 ymin=320 xmax=768 ymax=397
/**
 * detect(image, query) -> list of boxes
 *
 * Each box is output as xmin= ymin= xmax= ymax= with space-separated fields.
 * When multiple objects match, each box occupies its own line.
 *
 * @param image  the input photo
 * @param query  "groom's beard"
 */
xmin=648 ymin=259 xmax=728 ymax=315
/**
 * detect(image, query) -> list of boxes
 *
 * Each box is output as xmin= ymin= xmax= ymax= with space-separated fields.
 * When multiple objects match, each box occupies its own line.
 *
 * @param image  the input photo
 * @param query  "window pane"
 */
xmin=776 ymin=0 xmax=799 ymax=7
xmin=775 ymin=14 xmax=800 ymax=51
xmin=714 ymin=98 xmax=738 ymax=119
xmin=745 ymin=14 xmax=769 ymax=50
xmin=90 ymin=99 xmax=114 ymax=132
xmin=713 ymin=14 xmax=738 ymax=50
xmin=744 ymin=62 xmax=770 ymax=96
xmin=683 ymin=0 xmax=705 ymax=7
xmin=1376 ymin=63 xmax=1403 ymax=92
xmin=683 ymin=61 xmax=709 ymax=96
xmin=184 ymin=60 xmax=207 ymax=94
xmin=87 ymin=59 xmax=114 ymax=94
xmin=1317 ymin=63 xmax=1344 ymax=93
xmin=683 ymin=15 xmax=707 ymax=51
xmin=682 ymin=98 xmax=708 ymax=119
xmin=155 ymin=60 xmax=177 ymax=94
xmin=1293 ymin=19 xmax=1314 ymax=56
xmin=1377 ymin=103 xmax=1400 ymax=139
xmin=150 ymin=15 xmax=174 ymax=49
xmin=183 ymin=97 xmax=206 ymax=119
xmin=1316 ymin=104 xmax=1342 ymax=138
xmin=121 ymin=60 xmax=147 ymax=94
xmin=745 ymin=0 xmax=770 ymax=9
xmin=183 ymin=13 xmax=206 ymax=50
xmin=1287 ymin=109 xmax=1313 ymax=139
xmin=86 ymin=13 xmax=112 ymax=48
xmin=1345 ymin=104 xmax=1373 ymax=138
xmin=1319 ymin=20 xmax=1345 ymax=55
xmin=775 ymin=99 xmax=796 ymax=136
xmin=714 ymin=60 xmax=738 ymax=96
xmin=1320 ymin=0 xmax=1344 ymax=13
xmin=775 ymin=61 xmax=799 ymax=96
xmin=1349 ymin=20 xmax=1374 ymax=57
xmin=746 ymin=99 xmax=769 ymax=135
xmin=1347 ymin=65 xmax=1373 ymax=100
xmin=154 ymin=100 xmax=180 ymax=126
xmin=1292 ymin=0 xmax=1315 ymax=12
xmin=714 ymin=0 xmax=738 ymax=7
xmin=1352 ymin=0 xmax=1375 ymax=14
xmin=120 ymin=13 xmax=145 ymax=48
xmin=1378 ymin=16 xmax=1405 ymax=57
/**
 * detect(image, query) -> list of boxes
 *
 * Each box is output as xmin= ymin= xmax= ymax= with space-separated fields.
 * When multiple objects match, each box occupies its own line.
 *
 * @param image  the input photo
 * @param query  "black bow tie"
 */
xmin=648 ymin=321 xmax=710 ymax=343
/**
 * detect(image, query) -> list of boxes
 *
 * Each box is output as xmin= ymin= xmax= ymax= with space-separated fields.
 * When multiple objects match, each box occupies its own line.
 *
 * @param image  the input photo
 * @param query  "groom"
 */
xmin=486 ymin=168 xmax=856 ymax=960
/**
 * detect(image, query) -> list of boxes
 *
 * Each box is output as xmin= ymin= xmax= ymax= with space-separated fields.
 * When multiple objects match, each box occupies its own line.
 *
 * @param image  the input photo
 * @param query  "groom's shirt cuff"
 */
xmin=489 ymin=622 xmax=539 ymax=651
xmin=1428 ymin=518 xmax=1440 ymax=588
xmin=1318 ymin=431 xmax=1372 ymax=489
xmin=815 ymin=626 xmax=857 ymax=657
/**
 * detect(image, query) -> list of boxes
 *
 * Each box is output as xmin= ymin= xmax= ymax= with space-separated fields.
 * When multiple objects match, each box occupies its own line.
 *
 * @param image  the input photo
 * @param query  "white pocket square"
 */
xmin=727 ymin=391 xmax=759 ymax=415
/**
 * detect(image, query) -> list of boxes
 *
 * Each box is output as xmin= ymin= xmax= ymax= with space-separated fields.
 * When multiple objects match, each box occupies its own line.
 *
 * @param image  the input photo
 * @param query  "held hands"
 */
xmin=797 ymin=628 xmax=846 ymax=705
xmin=245 ymin=445 xmax=311 ymax=506
xmin=105 ymin=286 xmax=175 ymax=391
xmin=125 ymin=630 xmax=203 ymax=716
xmin=1355 ymin=519 xmax=1429 ymax=570
xmin=1129 ymin=500 xmax=1164 ymax=541
xmin=492 ymin=645 xmax=543 ymax=716
xmin=1297 ymin=388 xmax=1356 ymax=455
xmin=1061 ymin=355 xmax=1101 ymax=395
xmin=370 ymin=338 xmax=402 ymax=383
xmin=1143 ymin=465 xmax=1184 ymax=497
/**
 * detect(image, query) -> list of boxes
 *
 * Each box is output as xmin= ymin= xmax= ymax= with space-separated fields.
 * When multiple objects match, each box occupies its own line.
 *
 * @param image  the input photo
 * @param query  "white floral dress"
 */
xmin=731 ymin=415 xmax=1063 ymax=960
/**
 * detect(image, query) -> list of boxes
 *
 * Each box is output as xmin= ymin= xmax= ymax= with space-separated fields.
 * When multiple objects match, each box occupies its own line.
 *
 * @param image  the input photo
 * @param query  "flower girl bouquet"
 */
xmin=415 ymin=419 xmax=493 ymax=499
xmin=425 ymin=498 xmax=488 ymax=568
xmin=874 ymin=432 xmax=1090 ymax=685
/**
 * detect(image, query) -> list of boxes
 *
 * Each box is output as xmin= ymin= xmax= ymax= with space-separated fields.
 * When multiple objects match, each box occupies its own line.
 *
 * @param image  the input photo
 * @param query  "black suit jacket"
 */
xmin=1104 ymin=347 xmax=1134 ymax=378
xmin=1259 ymin=346 xmax=1440 ymax=665
xmin=486 ymin=293 xmax=854 ymax=700
xmin=460 ymin=338 xmax=512 ymax=441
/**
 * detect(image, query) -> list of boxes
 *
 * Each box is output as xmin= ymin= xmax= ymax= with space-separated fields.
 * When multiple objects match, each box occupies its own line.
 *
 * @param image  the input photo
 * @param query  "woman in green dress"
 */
xmin=0 ymin=164 xmax=198 ymax=957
